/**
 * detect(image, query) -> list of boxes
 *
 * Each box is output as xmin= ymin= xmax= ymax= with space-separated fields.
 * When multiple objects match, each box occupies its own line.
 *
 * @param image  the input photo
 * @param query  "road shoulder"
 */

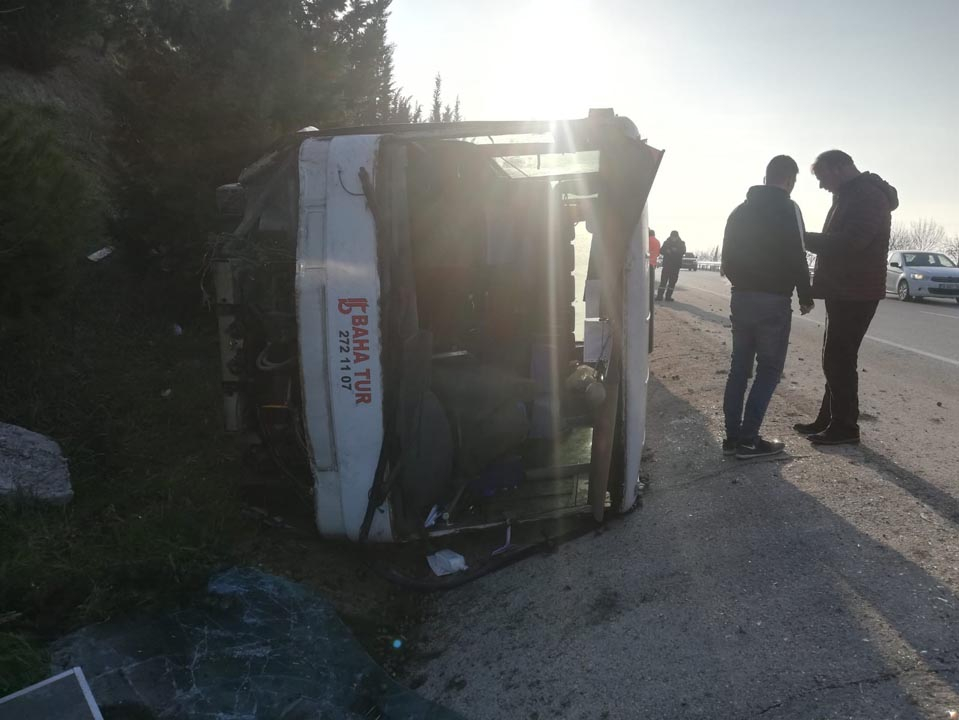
xmin=410 ymin=301 xmax=959 ymax=719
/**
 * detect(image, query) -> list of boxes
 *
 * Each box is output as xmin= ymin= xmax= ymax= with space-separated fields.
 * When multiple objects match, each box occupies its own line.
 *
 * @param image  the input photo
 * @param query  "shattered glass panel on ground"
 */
xmin=0 ymin=668 xmax=102 ymax=720
xmin=51 ymin=568 xmax=463 ymax=720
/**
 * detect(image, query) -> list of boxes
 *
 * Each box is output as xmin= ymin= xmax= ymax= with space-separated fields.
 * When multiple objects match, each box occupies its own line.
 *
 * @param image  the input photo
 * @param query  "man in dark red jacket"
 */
xmin=795 ymin=150 xmax=898 ymax=445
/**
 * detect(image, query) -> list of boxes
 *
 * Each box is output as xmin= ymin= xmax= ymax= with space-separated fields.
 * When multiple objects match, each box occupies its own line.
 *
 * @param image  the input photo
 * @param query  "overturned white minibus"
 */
xmin=212 ymin=110 xmax=663 ymax=542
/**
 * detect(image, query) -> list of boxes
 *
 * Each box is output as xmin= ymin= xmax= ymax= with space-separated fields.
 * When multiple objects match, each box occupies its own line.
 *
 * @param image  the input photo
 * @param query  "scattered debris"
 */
xmin=427 ymin=549 xmax=468 ymax=576
xmin=86 ymin=246 xmax=114 ymax=262
xmin=424 ymin=504 xmax=442 ymax=529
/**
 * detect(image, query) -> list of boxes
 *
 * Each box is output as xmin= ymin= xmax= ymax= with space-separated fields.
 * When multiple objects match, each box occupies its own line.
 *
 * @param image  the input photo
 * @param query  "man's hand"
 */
xmin=800 ymin=302 xmax=815 ymax=315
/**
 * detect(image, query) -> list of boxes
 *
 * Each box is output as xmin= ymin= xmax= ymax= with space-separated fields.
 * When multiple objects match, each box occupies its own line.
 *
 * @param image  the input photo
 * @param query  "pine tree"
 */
xmin=3 ymin=0 xmax=462 ymax=312
xmin=0 ymin=0 xmax=101 ymax=71
xmin=430 ymin=73 xmax=443 ymax=123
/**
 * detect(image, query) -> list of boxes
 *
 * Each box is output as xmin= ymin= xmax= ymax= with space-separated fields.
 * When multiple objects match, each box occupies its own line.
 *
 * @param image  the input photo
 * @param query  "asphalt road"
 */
xmin=677 ymin=269 xmax=959 ymax=370
xmin=413 ymin=269 xmax=959 ymax=720
xmin=667 ymin=269 xmax=959 ymax=500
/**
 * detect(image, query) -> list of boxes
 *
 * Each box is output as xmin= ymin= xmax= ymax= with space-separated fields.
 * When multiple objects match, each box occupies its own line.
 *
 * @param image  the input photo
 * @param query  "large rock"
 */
xmin=0 ymin=422 xmax=72 ymax=505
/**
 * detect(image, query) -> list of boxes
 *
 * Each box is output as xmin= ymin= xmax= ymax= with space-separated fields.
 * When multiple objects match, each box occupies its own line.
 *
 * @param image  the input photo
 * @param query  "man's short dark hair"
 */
xmin=765 ymin=155 xmax=799 ymax=184
xmin=812 ymin=150 xmax=854 ymax=174
xmin=649 ymin=228 xmax=656 ymax=236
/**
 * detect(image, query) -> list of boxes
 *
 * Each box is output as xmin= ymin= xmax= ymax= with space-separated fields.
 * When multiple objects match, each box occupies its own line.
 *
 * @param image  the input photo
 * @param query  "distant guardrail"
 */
xmin=698 ymin=260 xmax=721 ymax=272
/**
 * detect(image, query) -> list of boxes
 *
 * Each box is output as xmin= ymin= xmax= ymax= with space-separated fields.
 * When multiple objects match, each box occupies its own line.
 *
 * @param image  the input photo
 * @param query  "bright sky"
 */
xmin=389 ymin=0 xmax=959 ymax=253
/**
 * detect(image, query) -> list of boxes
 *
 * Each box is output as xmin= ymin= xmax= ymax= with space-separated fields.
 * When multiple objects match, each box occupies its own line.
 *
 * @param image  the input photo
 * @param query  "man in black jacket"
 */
xmin=795 ymin=150 xmax=898 ymax=445
xmin=656 ymin=230 xmax=686 ymax=301
xmin=721 ymin=155 xmax=814 ymax=459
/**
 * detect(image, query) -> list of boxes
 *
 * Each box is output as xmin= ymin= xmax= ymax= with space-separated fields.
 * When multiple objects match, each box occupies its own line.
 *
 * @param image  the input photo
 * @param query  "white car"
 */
xmin=886 ymin=251 xmax=959 ymax=303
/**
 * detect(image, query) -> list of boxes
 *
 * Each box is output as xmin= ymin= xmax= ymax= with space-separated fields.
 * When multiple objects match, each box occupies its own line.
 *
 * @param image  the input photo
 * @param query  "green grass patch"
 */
xmin=0 ymin=631 xmax=46 ymax=694
xmin=0 ymin=262 xmax=252 ymax=695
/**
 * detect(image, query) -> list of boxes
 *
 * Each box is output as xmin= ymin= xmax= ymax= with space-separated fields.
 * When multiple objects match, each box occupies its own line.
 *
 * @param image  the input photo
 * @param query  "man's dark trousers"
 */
xmin=658 ymin=262 xmax=680 ymax=298
xmin=814 ymin=299 xmax=879 ymax=434
xmin=723 ymin=291 xmax=792 ymax=442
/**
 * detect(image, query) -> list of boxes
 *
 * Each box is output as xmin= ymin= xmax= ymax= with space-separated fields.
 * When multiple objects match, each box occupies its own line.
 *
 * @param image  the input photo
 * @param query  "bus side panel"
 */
xmin=325 ymin=135 xmax=391 ymax=541
xmin=297 ymin=138 xmax=344 ymax=536
xmin=299 ymin=135 xmax=393 ymax=541
xmin=621 ymin=205 xmax=650 ymax=512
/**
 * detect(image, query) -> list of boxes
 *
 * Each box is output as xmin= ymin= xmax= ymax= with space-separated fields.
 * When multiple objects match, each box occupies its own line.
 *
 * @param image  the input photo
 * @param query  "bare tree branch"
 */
xmin=905 ymin=218 xmax=948 ymax=252
xmin=943 ymin=235 xmax=959 ymax=264
xmin=889 ymin=221 xmax=909 ymax=252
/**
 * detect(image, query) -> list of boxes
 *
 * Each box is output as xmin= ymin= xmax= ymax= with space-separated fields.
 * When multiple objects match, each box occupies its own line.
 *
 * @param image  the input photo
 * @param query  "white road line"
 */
xmin=854 ymin=336 xmax=959 ymax=368
xmin=920 ymin=310 xmax=959 ymax=320
xmin=680 ymin=284 xmax=959 ymax=368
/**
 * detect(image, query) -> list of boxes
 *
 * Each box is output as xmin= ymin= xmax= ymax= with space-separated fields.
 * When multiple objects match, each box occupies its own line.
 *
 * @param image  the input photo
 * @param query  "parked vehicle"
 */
xmin=681 ymin=252 xmax=698 ymax=271
xmin=886 ymin=251 xmax=959 ymax=303
xmin=211 ymin=111 xmax=663 ymax=542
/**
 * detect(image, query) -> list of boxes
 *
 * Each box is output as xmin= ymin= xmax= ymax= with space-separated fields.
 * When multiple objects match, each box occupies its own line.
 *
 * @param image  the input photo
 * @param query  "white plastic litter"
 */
xmin=427 ymin=549 xmax=468 ymax=576
xmin=86 ymin=247 xmax=114 ymax=262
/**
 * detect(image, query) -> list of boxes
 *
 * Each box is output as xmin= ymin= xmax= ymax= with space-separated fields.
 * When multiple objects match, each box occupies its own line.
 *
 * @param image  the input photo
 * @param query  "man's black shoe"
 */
xmin=793 ymin=420 xmax=828 ymax=435
xmin=665 ymin=296 xmax=675 ymax=302
xmin=722 ymin=439 xmax=737 ymax=456
xmin=808 ymin=428 xmax=860 ymax=446
xmin=735 ymin=437 xmax=785 ymax=459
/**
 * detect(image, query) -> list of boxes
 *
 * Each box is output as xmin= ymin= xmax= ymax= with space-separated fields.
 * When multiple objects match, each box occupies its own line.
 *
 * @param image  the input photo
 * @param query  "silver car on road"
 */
xmin=886 ymin=251 xmax=959 ymax=303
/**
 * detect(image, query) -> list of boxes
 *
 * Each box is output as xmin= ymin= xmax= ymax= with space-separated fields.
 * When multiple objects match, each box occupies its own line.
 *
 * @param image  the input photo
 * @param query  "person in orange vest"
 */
xmin=648 ymin=228 xmax=661 ymax=269
xmin=648 ymin=229 xmax=662 ymax=349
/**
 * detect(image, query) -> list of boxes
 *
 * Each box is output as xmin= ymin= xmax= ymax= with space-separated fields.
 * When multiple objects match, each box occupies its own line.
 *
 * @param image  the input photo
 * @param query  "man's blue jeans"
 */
xmin=723 ymin=291 xmax=792 ymax=442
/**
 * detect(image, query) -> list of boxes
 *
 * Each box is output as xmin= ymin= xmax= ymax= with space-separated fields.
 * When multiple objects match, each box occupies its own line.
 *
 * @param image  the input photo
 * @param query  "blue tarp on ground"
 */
xmin=51 ymin=568 xmax=462 ymax=720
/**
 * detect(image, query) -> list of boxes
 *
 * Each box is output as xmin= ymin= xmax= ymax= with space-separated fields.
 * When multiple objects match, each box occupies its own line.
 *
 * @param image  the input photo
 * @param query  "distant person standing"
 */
xmin=721 ymin=156 xmax=813 ymax=458
xmin=795 ymin=150 xmax=898 ymax=445
xmin=648 ymin=228 xmax=661 ymax=349
xmin=648 ymin=228 xmax=661 ymax=269
xmin=656 ymin=230 xmax=686 ymax=301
